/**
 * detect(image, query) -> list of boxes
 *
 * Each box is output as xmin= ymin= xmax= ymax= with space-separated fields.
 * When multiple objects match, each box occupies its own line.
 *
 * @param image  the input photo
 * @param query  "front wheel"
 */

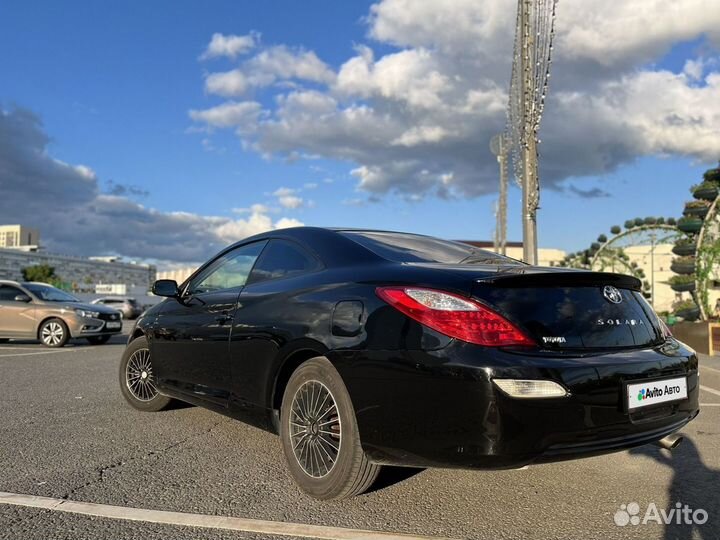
xmin=280 ymin=357 xmax=381 ymax=500
xmin=87 ymin=335 xmax=111 ymax=345
xmin=39 ymin=318 xmax=69 ymax=348
xmin=119 ymin=337 xmax=171 ymax=412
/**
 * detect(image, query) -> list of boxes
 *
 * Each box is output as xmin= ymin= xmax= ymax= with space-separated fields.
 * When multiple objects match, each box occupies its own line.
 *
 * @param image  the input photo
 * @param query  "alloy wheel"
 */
xmin=289 ymin=380 xmax=342 ymax=478
xmin=125 ymin=348 xmax=158 ymax=402
xmin=41 ymin=322 xmax=64 ymax=346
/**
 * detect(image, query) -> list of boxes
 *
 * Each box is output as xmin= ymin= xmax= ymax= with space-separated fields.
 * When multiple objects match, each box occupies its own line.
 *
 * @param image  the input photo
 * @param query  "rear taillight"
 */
xmin=375 ymin=286 xmax=535 ymax=347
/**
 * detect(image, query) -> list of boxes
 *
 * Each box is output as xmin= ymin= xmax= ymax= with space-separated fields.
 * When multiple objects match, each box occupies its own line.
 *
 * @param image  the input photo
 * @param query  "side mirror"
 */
xmin=152 ymin=279 xmax=180 ymax=298
xmin=14 ymin=294 xmax=32 ymax=303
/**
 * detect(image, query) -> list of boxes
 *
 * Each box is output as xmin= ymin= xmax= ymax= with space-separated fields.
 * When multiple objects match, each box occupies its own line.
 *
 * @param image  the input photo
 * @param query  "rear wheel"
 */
xmin=119 ymin=337 xmax=171 ymax=412
xmin=39 ymin=318 xmax=69 ymax=348
xmin=280 ymin=357 xmax=381 ymax=500
xmin=86 ymin=335 xmax=111 ymax=345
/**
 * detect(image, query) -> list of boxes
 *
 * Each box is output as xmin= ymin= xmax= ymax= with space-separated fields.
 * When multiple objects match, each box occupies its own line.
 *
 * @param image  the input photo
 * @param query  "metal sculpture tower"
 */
xmin=506 ymin=0 xmax=558 ymax=264
xmin=490 ymin=134 xmax=508 ymax=256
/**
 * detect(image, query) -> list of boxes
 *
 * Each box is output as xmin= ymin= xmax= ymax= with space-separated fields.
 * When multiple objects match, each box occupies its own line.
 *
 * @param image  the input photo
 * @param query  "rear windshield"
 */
xmin=474 ymin=285 xmax=662 ymax=349
xmin=341 ymin=231 xmax=523 ymax=265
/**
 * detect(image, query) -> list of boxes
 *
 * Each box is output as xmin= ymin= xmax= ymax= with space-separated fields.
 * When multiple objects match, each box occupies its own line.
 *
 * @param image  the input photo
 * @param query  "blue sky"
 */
xmin=1 ymin=1 xmax=717 ymax=264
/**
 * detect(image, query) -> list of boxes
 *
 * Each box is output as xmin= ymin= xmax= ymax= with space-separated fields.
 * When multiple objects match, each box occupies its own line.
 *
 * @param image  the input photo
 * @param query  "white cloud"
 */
xmin=275 ymin=217 xmax=304 ymax=229
xmin=683 ymin=58 xmax=706 ymax=80
xmin=0 ymin=107 xmax=301 ymax=264
xmin=278 ymin=195 xmax=304 ymax=209
xmin=205 ymin=69 xmax=249 ymax=96
xmin=214 ymin=206 xmax=300 ymax=243
xmin=188 ymin=101 xmax=262 ymax=129
xmin=191 ymin=0 xmax=720 ymax=199
xmin=304 ymin=182 xmax=318 ymax=189
xmin=248 ymin=46 xmax=335 ymax=85
xmin=271 ymin=187 xmax=304 ymax=209
xmin=232 ymin=203 xmax=272 ymax=214
xmin=273 ymin=186 xmax=295 ymax=197
xmin=200 ymin=32 xmax=258 ymax=60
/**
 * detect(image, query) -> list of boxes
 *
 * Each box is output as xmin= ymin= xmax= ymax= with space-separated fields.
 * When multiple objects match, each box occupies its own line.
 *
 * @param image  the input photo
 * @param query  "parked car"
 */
xmin=91 ymin=296 xmax=142 ymax=320
xmin=0 ymin=280 xmax=123 ymax=347
xmin=119 ymin=228 xmax=699 ymax=500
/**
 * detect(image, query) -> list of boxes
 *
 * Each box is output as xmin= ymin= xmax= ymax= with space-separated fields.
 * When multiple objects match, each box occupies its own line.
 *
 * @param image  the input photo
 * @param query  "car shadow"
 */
xmin=163 ymin=399 xmax=196 ymax=411
xmin=629 ymin=436 xmax=719 ymax=538
xmin=365 ymin=466 xmax=425 ymax=494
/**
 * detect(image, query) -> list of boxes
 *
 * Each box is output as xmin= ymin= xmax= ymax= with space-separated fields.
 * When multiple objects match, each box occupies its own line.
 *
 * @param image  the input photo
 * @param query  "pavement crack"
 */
xmin=60 ymin=419 xmax=228 ymax=500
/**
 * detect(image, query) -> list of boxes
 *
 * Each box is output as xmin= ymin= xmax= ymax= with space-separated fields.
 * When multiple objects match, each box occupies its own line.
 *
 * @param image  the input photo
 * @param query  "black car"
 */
xmin=120 ymin=227 xmax=699 ymax=500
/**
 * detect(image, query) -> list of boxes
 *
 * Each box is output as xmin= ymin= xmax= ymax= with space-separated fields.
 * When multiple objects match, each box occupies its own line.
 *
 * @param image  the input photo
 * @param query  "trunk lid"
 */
xmin=469 ymin=268 xmax=662 ymax=350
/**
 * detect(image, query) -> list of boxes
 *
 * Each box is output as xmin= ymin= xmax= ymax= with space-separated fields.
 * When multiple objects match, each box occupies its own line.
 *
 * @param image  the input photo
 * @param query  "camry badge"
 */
xmin=603 ymin=285 xmax=623 ymax=304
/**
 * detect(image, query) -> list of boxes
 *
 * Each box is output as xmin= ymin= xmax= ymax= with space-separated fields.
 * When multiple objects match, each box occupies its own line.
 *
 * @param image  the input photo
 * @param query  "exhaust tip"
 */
xmin=653 ymin=433 xmax=684 ymax=451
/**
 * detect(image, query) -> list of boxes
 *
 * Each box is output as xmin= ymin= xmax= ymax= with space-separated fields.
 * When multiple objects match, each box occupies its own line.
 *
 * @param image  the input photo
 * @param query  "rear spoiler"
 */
xmin=474 ymin=271 xmax=642 ymax=291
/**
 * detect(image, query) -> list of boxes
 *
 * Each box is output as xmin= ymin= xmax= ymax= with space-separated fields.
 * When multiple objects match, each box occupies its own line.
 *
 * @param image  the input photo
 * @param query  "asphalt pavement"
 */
xmin=1 ymin=325 xmax=719 ymax=540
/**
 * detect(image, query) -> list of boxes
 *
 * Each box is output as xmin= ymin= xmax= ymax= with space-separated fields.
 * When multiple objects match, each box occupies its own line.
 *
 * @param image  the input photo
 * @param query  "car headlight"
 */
xmin=74 ymin=308 xmax=100 ymax=318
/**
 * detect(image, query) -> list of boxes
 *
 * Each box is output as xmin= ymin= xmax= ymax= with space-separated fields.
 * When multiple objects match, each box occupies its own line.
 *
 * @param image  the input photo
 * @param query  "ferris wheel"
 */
xmin=562 ymin=218 xmax=683 ymax=300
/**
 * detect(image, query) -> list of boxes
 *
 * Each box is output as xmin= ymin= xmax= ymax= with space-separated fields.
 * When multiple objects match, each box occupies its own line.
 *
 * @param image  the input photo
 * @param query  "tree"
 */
xmin=21 ymin=264 xmax=58 ymax=284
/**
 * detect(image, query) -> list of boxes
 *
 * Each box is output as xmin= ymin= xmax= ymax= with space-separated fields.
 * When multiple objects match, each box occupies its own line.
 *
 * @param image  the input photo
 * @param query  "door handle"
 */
xmin=215 ymin=314 xmax=233 ymax=325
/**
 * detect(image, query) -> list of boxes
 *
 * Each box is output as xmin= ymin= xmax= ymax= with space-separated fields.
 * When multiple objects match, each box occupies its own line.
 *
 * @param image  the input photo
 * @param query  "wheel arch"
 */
xmin=35 ymin=315 xmax=70 ymax=339
xmin=271 ymin=347 xmax=326 ymax=413
xmin=129 ymin=327 xmax=146 ymax=342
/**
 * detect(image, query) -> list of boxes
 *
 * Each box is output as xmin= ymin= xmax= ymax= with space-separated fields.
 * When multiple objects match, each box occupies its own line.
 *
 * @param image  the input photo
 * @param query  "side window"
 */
xmin=188 ymin=241 xmax=267 ymax=294
xmin=248 ymin=239 xmax=321 ymax=284
xmin=0 ymin=285 xmax=23 ymax=301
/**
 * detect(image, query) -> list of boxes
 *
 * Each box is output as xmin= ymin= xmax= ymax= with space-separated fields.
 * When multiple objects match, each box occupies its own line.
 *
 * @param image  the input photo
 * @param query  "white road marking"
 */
xmin=0 ymin=349 xmax=73 ymax=357
xmin=0 ymin=492 xmax=459 ymax=540
xmin=700 ymin=385 xmax=720 ymax=397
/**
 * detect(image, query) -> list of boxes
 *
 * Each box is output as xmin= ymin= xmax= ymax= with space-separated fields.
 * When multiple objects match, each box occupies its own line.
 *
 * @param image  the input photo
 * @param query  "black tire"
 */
xmin=86 ymin=335 xmax=111 ymax=345
xmin=119 ymin=336 xmax=171 ymax=412
xmin=0 ymin=339 xmax=9 ymax=343
xmin=280 ymin=356 xmax=381 ymax=500
xmin=38 ymin=318 xmax=69 ymax=348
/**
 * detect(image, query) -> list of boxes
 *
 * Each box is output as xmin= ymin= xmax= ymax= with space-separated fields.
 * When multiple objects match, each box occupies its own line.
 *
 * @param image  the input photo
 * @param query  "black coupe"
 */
xmin=120 ymin=227 xmax=699 ymax=499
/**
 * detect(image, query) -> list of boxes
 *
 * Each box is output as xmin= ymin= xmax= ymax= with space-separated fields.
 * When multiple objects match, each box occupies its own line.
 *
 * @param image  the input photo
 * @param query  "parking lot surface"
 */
xmin=1 ymin=327 xmax=719 ymax=540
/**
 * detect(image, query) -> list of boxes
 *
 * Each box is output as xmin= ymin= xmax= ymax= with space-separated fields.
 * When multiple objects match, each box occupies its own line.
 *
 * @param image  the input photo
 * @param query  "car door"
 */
xmin=229 ymin=239 xmax=324 ymax=423
xmin=152 ymin=241 xmax=266 ymax=406
xmin=0 ymin=285 xmax=36 ymax=337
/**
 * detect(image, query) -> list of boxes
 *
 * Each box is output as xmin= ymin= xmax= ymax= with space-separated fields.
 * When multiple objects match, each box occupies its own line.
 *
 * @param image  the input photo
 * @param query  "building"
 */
xmin=156 ymin=266 xmax=198 ymax=284
xmin=0 ymin=248 xmax=156 ymax=293
xmin=0 ymin=225 xmax=40 ymax=250
xmin=622 ymin=243 xmax=720 ymax=314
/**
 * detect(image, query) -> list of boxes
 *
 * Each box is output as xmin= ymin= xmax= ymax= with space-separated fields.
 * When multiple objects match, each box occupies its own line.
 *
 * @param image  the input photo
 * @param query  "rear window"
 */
xmin=340 ymin=231 xmax=522 ymax=265
xmin=248 ymin=239 xmax=321 ymax=284
xmin=474 ymin=286 xmax=661 ymax=349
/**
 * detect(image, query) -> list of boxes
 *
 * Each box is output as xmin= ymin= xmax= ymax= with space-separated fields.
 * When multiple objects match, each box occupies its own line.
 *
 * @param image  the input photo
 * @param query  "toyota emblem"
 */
xmin=603 ymin=285 xmax=623 ymax=304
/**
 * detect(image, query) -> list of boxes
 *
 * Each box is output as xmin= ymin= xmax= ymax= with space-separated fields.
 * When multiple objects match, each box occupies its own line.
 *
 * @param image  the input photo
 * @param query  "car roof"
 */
xmin=222 ymin=226 xmax=383 ymax=267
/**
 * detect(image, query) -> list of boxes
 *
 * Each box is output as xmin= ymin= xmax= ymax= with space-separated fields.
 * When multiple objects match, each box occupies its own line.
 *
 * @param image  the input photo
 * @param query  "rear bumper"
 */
xmin=334 ymin=338 xmax=700 ymax=469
